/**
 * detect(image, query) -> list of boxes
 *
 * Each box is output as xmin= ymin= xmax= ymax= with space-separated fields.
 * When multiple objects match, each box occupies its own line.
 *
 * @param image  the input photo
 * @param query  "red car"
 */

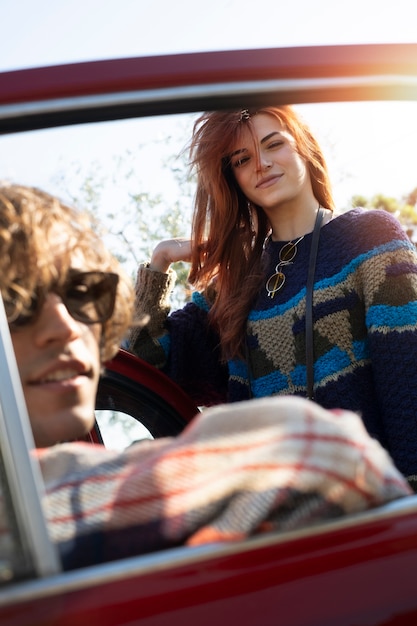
xmin=1 ymin=44 xmax=417 ymax=625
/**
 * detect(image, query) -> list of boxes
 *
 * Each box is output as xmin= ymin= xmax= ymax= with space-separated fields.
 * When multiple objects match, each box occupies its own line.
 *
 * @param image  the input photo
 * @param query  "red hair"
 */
xmin=188 ymin=106 xmax=334 ymax=360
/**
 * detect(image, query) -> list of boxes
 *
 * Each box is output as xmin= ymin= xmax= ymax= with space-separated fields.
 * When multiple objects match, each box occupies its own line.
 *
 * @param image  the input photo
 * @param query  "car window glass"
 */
xmin=2 ymin=100 xmax=417 ymax=448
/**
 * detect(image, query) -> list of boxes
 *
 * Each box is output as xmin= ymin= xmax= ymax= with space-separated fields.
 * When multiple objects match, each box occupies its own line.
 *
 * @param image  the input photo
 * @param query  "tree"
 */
xmin=370 ymin=194 xmax=400 ymax=214
xmin=349 ymin=189 xmax=417 ymax=226
xmin=351 ymin=195 xmax=370 ymax=209
xmin=405 ymin=187 xmax=417 ymax=208
xmin=53 ymin=139 xmax=195 ymax=307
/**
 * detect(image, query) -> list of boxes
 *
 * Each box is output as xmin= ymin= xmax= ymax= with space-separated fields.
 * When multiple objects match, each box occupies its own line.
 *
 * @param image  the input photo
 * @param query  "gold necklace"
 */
xmin=265 ymin=235 xmax=304 ymax=298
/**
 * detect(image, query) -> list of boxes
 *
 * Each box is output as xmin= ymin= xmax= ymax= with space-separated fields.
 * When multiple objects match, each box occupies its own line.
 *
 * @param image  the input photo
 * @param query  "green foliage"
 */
xmin=405 ymin=187 xmax=417 ymax=208
xmin=351 ymin=195 xmax=370 ymax=209
xmin=53 ymin=138 xmax=196 ymax=307
xmin=370 ymin=194 xmax=400 ymax=214
xmin=350 ymin=188 xmax=417 ymax=226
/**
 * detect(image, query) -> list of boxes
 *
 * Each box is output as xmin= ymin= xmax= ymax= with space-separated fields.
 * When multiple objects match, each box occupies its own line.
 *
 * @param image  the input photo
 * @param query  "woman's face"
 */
xmin=230 ymin=113 xmax=313 ymax=217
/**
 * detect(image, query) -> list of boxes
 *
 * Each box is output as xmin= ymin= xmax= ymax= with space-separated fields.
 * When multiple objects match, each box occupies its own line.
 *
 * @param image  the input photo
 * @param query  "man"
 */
xmin=0 ymin=184 xmax=410 ymax=570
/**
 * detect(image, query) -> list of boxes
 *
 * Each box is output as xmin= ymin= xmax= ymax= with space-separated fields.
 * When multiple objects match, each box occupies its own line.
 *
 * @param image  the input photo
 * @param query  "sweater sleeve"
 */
xmin=358 ymin=211 xmax=417 ymax=479
xmin=127 ymin=264 xmax=228 ymax=406
xmin=127 ymin=263 xmax=177 ymax=369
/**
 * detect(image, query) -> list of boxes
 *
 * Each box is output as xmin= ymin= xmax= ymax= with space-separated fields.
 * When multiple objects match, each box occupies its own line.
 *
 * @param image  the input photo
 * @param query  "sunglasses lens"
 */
xmin=64 ymin=272 xmax=119 ymax=324
xmin=280 ymin=242 xmax=298 ymax=263
xmin=266 ymin=271 xmax=286 ymax=297
xmin=6 ymin=294 xmax=39 ymax=329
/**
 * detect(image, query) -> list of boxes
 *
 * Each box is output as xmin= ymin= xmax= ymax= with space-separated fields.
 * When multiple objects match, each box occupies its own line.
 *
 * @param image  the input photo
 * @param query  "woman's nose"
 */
xmin=257 ymin=152 xmax=272 ymax=170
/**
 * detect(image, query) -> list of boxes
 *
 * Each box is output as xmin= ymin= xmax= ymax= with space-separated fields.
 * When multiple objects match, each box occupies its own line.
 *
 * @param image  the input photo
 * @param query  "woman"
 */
xmin=128 ymin=106 xmax=417 ymax=484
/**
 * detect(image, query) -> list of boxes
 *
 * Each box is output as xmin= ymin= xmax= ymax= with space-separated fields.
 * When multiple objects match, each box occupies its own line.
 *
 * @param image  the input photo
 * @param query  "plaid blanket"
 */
xmin=36 ymin=396 xmax=411 ymax=570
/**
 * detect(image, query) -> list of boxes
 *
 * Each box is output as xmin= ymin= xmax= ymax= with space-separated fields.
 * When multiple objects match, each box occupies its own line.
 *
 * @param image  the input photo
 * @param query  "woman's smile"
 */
xmin=256 ymin=173 xmax=283 ymax=189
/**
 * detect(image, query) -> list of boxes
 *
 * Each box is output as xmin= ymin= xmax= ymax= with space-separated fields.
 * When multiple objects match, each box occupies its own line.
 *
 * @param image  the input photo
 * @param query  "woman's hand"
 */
xmin=149 ymin=238 xmax=192 ymax=273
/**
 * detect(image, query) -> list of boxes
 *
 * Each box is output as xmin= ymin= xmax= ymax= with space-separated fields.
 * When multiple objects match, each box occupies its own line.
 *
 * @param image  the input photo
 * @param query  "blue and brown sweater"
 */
xmin=128 ymin=208 xmax=417 ymax=480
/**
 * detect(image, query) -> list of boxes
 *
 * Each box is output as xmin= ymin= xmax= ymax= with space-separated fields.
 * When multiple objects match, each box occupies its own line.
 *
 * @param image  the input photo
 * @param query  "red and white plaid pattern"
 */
xmin=36 ymin=397 xmax=411 ymax=568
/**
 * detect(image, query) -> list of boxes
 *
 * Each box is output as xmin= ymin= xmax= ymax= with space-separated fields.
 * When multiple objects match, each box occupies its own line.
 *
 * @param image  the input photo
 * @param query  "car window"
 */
xmin=0 ymin=108 xmax=415 ymax=454
xmin=2 ymin=101 xmax=417 ymax=449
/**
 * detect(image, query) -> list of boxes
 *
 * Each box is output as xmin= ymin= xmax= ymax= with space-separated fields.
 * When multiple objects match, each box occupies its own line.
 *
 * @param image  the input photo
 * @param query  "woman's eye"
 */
xmin=233 ymin=156 xmax=250 ymax=168
xmin=268 ymin=140 xmax=284 ymax=150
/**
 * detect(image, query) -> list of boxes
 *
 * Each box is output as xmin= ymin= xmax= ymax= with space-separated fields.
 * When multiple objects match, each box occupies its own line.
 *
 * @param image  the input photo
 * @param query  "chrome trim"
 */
xmin=0 ymin=493 xmax=415 ymax=607
xmin=0 ymin=297 xmax=61 ymax=578
xmin=1 ymin=74 xmax=417 ymax=128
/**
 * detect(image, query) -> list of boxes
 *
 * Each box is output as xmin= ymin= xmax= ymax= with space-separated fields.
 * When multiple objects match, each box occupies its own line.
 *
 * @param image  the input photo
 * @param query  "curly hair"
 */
xmin=0 ymin=184 xmax=134 ymax=362
xmin=188 ymin=105 xmax=335 ymax=360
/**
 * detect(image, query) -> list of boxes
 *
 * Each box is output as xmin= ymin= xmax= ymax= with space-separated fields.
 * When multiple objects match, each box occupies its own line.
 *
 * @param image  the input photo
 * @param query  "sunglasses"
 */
xmin=265 ymin=236 xmax=304 ymax=299
xmin=7 ymin=271 xmax=119 ymax=329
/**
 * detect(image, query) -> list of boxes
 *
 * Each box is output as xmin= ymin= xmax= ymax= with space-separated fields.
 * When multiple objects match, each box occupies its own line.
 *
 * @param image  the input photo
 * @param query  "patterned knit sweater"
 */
xmin=128 ymin=208 xmax=417 ymax=480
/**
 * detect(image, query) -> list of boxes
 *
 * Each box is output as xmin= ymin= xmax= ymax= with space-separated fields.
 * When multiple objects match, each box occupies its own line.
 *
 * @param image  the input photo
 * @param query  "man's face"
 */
xmin=11 ymin=281 xmax=102 ymax=448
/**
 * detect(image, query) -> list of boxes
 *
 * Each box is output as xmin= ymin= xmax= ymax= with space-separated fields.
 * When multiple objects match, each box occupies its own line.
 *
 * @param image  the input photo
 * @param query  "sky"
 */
xmin=1 ymin=0 xmax=417 ymax=239
xmin=2 ymin=0 xmax=417 ymax=70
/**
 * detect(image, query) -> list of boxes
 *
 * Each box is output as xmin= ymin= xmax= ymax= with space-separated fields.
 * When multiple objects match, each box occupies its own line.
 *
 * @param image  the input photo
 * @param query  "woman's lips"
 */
xmin=256 ymin=174 xmax=283 ymax=189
